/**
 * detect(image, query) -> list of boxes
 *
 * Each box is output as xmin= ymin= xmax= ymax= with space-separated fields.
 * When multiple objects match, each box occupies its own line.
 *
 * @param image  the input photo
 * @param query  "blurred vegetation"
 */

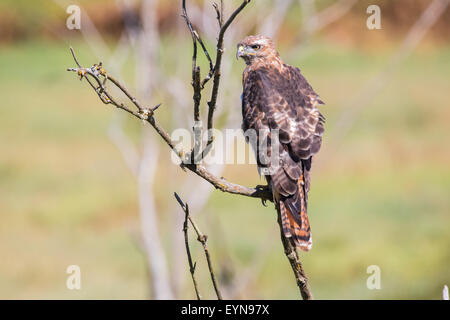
xmin=1 ymin=0 xmax=450 ymax=45
xmin=0 ymin=0 xmax=449 ymax=299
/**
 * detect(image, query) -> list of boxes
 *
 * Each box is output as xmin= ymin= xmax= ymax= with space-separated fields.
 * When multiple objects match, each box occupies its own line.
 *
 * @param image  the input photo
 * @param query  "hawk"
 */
xmin=237 ymin=35 xmax=325 ymax=251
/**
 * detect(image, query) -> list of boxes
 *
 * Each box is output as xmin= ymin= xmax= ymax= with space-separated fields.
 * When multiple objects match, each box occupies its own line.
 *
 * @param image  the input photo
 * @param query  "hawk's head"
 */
xmin=236 ymin=35 xmax=279 ymax=65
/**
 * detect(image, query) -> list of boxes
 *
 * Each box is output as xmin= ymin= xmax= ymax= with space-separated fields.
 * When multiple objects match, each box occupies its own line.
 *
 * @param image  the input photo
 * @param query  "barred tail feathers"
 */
xmin=279 ymin=180 xmax=312 ymax=251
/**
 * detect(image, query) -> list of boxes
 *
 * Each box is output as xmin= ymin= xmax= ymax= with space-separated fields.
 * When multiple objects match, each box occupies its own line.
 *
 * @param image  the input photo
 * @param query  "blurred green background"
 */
xmin=0 ymin=0 xmax=449 ymax=299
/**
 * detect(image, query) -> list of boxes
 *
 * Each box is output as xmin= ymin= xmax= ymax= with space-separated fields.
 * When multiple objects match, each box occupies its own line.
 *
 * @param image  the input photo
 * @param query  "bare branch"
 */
xmin=174 ymin=192 xmax=201 ymax=300
xmin=70 ymin=46 xmax=82 ymax=68
xmin=192 ymin=66 xmax=201 ymax=123
xmin=175 ymin=192 xmax=223 ymax=300
xmin=213 ymin=1 xmax=224 ymax=28
xmin=182 ymin=0 xmax=214 ymax=77
xmin=181 ymin=0 xmax=216 ymax=161
xmin=196 ymin=0 xmax=251 ymax=162
xmin=67 ymin=47 xmax=272 ymax=202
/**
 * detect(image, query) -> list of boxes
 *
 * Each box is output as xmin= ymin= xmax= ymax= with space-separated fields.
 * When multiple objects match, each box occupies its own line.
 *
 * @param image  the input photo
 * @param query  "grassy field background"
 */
xmin=1 ymin=25 xmax=449 ymax=299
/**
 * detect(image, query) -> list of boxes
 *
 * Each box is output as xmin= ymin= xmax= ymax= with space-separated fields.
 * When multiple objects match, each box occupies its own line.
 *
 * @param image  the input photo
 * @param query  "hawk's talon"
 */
xmin=261 ymin=198 xmax=267 ymax=207
xmin=255 ymin=184 xmax=270 ymax=207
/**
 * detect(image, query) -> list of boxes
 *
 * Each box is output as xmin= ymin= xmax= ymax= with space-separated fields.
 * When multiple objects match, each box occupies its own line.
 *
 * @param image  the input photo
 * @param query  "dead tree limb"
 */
xmin=67 ymin=48 xmax=271 ymax=201
xmin=175 ymin=192 xmax=223 ymax=300
xmin=182 ymin=0 xmax=251 ymax=162
xmin=175 ymin=193 xmax=201 ymax=300
xmin=68 ymin=45 xmax=268 ymax=204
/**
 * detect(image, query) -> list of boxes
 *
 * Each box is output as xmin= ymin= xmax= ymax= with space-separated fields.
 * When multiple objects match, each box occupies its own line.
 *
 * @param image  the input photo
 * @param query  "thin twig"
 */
xmin=175 ymin=192 xmax=223 ymax=300
xmin=192 ymin=66 xmax=201 ymax=123
xmin=181 ymin=0 xmax=214 ymax=74
xmin=70 ymin=46 xmax=82 ymax=68
xmin=181 ymin=0 xmax=212 ymax=162
xmin=213 ymin=1 xmax=224 ymax=28
xmin=175 ymin=193 xmax=201 ymax=300
xmin=188 ymin=216 xmax=222 ymax=300
xmin=196 ymin=0 xmax=251 ymax=162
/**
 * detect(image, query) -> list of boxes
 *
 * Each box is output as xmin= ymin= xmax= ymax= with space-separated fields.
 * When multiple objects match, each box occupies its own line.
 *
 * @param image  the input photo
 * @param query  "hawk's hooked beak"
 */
xmin=236 ymin=45 xmax=245 ymax=60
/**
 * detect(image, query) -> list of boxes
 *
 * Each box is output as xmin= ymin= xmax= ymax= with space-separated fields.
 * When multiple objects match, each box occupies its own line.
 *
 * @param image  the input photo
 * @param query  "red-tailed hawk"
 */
xmin=237 ymin=35 xmax=325 ymax=251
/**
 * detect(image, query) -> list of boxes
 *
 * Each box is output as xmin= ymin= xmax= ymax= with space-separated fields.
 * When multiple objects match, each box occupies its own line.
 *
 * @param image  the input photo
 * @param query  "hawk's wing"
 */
xmin=242 ymin=64 xmax=324 ymax=250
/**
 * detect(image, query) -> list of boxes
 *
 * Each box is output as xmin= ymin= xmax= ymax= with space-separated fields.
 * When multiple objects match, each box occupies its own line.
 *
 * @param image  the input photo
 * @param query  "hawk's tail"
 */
xmin=279 ymin=180 xmax=312 ymax=251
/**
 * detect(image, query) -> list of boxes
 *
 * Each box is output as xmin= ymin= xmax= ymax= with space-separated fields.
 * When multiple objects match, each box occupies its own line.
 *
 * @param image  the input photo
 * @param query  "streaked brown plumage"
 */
xmin=237 ymin=35 xmax=325 ymax=251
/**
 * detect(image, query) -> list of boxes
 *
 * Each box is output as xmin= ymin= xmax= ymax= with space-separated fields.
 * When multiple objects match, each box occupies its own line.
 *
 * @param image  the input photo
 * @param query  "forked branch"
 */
xmin=175 ymin=192 xmax=222 ymax=300
xmin=175 ymin=192 xmax=201 ymax=300
xmin=67 ymin=47 xmax=271 ymax=202
xmin=182 ymin=0 xmax=251 ymax=163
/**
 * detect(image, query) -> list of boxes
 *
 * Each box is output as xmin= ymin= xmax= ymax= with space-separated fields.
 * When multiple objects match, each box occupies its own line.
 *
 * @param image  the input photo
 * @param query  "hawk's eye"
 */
xmin=251 ymin=44 xmax=261 ymax=50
